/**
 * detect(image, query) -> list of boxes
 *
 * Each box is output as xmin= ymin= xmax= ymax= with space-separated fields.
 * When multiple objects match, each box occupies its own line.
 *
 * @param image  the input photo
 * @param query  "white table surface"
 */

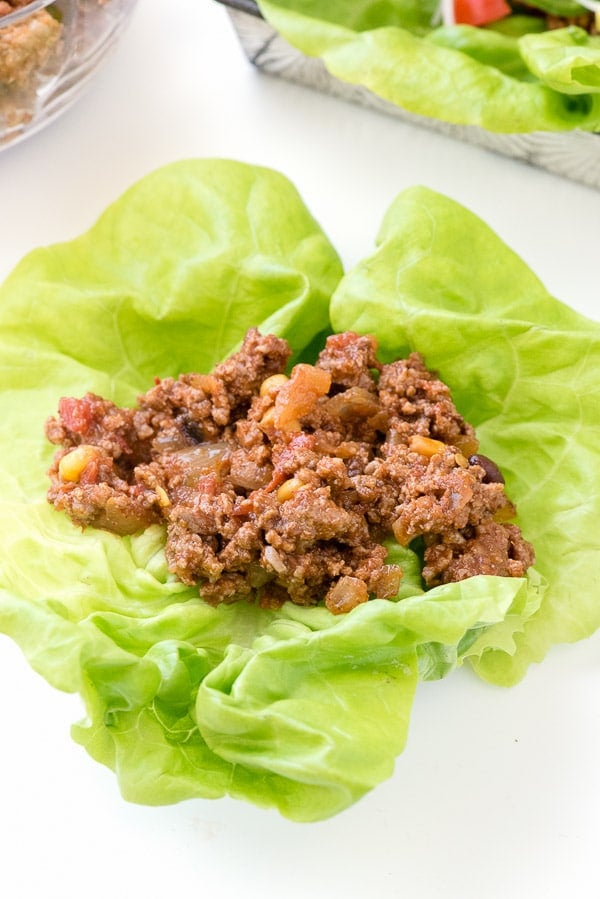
xmin=1 ymin=3 xmax=599 ymax=898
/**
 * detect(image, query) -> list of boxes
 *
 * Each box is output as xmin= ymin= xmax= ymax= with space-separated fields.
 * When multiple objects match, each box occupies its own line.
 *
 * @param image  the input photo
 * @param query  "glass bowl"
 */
xmin=0 ymin=0 xmax=137 ymax=150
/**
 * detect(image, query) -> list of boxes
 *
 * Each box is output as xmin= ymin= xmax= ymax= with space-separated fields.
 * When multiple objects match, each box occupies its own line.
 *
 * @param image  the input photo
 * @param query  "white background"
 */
xmin=1 ymin=2 xmax=599 ymax=897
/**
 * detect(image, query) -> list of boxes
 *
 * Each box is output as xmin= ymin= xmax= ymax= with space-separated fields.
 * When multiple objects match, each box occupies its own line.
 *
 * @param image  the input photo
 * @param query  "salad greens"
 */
xmin=527 ymin=2 xmax=596 ymax=15
xmin=0 ymin=159 xmax=598 ymax=821
xmin=257 ymin=0 xmax=600 ymax=132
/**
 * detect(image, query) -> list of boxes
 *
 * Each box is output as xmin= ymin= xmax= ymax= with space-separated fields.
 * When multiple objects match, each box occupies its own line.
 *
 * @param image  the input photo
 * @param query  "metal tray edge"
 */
xmin=217 ymin=1 xmax=600 ymax=191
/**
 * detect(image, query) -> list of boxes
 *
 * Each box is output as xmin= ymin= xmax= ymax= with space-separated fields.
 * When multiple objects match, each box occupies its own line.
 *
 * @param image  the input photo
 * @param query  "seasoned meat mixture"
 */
xmin=519 ymin=3 xmax=599 ymax=34
xmin=45 ymin=329 xmax=535 ymax=614
xmin=0 ymin=1 xmax=62 ymax=89
xmin=0 ymin=0 xmax=35 ymax=19
xmin=545 ymin=12 xmax=598 ymax=35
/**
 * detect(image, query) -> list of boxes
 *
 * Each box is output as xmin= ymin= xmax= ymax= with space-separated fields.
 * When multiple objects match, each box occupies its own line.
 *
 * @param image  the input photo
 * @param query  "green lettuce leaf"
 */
xmin=257 ymin=0 xmax=600 ymax=131
xmin=0 ymin=161 xmax=597 ymax=820
xmin=330 ymin=184 xmax=600 ymax=685
xmin=525 ymin=1 xmax=588 ymax=15
xmin=0 ymin=160 xmax=528 ymax=821
xmin=520 ymin=26 xmax=600 ymax=94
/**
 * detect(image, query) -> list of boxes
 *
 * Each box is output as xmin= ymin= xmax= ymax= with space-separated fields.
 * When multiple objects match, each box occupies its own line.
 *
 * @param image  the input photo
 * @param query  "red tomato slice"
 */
xmin=453 ymin=0 xmax=511 ymax=25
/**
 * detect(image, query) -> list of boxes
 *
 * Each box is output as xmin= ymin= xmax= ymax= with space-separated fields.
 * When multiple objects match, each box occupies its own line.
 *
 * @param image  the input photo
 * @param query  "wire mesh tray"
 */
xmin=216 ymin=0 xmax=600 ymax=190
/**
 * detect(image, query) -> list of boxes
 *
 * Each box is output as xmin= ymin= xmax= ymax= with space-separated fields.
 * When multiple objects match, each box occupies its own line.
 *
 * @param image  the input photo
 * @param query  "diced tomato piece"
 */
xmin=58 ymin=396 xmax=96 ymax=435
xmin=454 ymin=0 xmax=511 ymax=26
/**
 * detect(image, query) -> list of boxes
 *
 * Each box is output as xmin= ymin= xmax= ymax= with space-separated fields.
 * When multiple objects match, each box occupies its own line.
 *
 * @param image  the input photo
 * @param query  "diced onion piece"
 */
xmin=229 ymin=456 xmax=272 ymax=490
xmin=247 ymin=563 xmax=273 ymax=588
xmin=325 ymin=576 xmax=369 ymax=614
xmin=259 ymin=406 xmax=277 ymax=430
xmin=370 ymin=564 xmax=403 ymax=599
xmin=274 ymin=364 xmax=331 ymax=432
xmin=153 ymin=429 xmax=195 ymax=453
xmin=95 ymin=497 xmax=153 ymax=536
xmin=263 ymin=545 xmax=287 ymax=575
xmin=324 ymin=387 xmax=381 ymax=421
xmin=493 ymin=498 xmax=517 ymax=523
xmin=454 ymin=433 xmax=479 ymax=456
xmin=333 ymin=442 xmax=358 ymax=460
xmin=174 ymin=441 xmax=229 ymax=486
xmin=188 ymin=374 xmax=220 ymax=394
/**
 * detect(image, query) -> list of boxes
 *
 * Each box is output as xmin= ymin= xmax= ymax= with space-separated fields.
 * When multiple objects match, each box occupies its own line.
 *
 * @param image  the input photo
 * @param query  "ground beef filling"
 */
xmin=45 ymin=329 xmax=535 ymax=614
xmin=0 ymin=1 xmax=63 ymax=89
xmin=545 ymin=12 xmax=598 ymax=35
xmin=517 ymin=3 xmax=600 ymax=35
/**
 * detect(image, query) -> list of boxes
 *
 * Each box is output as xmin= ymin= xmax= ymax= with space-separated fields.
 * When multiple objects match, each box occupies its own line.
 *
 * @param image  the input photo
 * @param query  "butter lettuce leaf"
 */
xmin=520 ymin=26 xmax=600 ymax=94
xmin=0 ymin=162 xmax=596 ymax=821
xmin=330 ymin=184 xmax=600 ymax=685
xmin=257 ymin=0 xmax=600 ymax=131
xmin=527 ymin=1 xmax=589 ymax=15
xmin=0 ymin=160 xmax=526 ymax=821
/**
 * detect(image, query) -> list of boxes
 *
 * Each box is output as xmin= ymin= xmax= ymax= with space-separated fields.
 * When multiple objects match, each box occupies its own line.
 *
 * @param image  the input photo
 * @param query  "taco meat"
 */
xmin=45 ymin=329 xmax=535 ymax=613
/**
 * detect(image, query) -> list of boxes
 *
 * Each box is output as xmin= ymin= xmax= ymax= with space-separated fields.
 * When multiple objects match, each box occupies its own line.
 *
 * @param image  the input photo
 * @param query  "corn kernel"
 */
xmin=155 ymin=486 xmax=170 ymax=508
xmin=392 ymin=518 xmax=410 ymax=546
xmin=259 ymin=373 xmax=289 ymax=398
xmin=276 ymin=477 xmax=304 ymax=503
xmin=409 ymin=435 xmax=445 ymax=458
xmin=58 ymin=445 xmax=99 ymax=482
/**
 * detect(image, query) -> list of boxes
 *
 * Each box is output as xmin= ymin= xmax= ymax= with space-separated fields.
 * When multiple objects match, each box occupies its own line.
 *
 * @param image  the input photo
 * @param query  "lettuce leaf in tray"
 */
xmin=257 ymin=0 xmax=600 ymax=132
xmin=0 ymin=160 xmax=598 ymax=821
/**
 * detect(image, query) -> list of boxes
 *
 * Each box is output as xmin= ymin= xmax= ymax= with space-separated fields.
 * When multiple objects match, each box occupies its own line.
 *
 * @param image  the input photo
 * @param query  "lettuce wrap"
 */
xmin=256 ymin=0 xmax=600 ymax=132
xmin=0 ymin=159 xmax=598 ymax=822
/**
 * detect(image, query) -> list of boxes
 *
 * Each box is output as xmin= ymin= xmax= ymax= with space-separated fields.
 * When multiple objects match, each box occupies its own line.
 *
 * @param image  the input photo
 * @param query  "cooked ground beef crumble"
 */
xmin=544 ymin=12 xmax=598 ymax=35
xmin=45 ymin=329 xmax=535 ymax=614
xmin=0 ymin=1 xmax=62 ymax=89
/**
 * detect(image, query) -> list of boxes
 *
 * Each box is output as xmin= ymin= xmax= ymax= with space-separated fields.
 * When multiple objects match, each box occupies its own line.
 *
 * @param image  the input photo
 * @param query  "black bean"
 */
xmin=468 ymin=453 xmax=505 ymax=484
xmin=180 ymin=415 xmax=204 ymax=444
